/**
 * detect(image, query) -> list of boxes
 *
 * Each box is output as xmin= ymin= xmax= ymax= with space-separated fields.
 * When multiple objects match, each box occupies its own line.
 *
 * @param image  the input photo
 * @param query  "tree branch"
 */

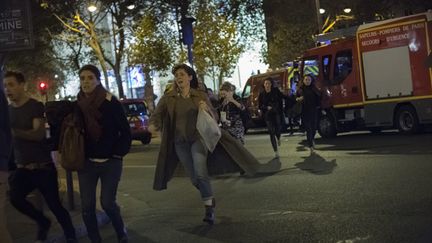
xmin=53 ymin=13 xmax=83 ymax=34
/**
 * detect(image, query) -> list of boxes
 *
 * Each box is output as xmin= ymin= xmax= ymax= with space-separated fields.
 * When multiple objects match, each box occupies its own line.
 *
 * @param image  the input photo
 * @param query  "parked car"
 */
xmin=120 ymin=98 xmax=152 ymax=144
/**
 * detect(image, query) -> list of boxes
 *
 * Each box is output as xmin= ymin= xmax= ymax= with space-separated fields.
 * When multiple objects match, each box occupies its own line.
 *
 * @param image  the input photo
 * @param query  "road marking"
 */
xmin=336 ymin=235 xmax=371 ymax=243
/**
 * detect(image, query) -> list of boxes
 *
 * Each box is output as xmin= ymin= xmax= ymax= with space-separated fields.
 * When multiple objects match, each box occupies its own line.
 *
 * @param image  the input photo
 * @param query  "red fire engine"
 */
xmin=300 ymin=11 xmax=432 ymax=137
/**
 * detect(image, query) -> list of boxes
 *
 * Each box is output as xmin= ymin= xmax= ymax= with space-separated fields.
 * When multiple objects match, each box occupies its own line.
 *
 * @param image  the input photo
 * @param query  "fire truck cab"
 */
xmin=301 ymin=11 xmax=432 ymax=137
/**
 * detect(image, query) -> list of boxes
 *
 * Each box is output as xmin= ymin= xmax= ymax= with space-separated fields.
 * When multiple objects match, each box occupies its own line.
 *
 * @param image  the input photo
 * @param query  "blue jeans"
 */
xmin=175 ymin=139 xmax=213 ymax=200
xmin=78 ymin=158 xmax=126 ymax=242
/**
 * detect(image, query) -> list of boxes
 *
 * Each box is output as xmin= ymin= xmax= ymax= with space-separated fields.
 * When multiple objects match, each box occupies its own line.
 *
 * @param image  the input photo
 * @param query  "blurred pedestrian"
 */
xmin=0 ymin=87 xmax=12 ymax=243
xmin=296 ymin=74 xmax=321 ymax=155
xmin=218 ymin=82 xmax=246 ymax=144
xmin=284 ymin=89 xmax=297 ymax=135
xmin=206 ymin=88 xmax=219 ymax=108
xmin=3 ymin=71 xmax=76 ymax=242
xmin=76 ymin=65 xmax=131 ymax=243
xmin=149 ymin=64 xmax=264 ymax=225
xmin=258 ymin=77 xmax=285 ymax=158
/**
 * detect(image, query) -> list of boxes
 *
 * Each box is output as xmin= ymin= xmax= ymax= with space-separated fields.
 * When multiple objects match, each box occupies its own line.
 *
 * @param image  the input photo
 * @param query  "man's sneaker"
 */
xmin=275 ymin=151 xmax=280 ymax=158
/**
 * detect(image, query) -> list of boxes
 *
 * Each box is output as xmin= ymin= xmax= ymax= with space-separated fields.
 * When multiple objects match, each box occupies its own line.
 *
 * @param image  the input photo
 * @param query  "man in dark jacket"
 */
xmin=0 ymin=87 xmax=12 ymax=242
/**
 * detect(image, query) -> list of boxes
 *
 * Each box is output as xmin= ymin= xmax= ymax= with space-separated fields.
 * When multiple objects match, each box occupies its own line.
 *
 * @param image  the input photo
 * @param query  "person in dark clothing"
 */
xmin=75 ymin=65 xmax=131 ymax=243
xmin=296 ymin=74 xmax=322 ymax=154
xmin=284 ymin=89 xmax=298 ymax=135
xmin=206 ymin=88 xmax=220 ymax=109
xmin=258 ymin=77 xmax=285 ymax=158
xmin=0 ymin=88 xmax=12 ymax=243
xmin=3 ymin=71 xmax=77 ymax=242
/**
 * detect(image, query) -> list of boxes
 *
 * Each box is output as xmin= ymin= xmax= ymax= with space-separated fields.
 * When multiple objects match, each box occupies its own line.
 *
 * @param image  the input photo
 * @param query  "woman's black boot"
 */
xmin=203 ymin=198 xmax=215 ymax=225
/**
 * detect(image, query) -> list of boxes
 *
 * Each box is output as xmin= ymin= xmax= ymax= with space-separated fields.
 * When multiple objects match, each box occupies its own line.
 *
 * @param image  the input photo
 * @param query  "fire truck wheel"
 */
xmin=395 ymin=105 xmax=419 ymax=134
xmin=318 ymin=114 xmax=337 ymax=138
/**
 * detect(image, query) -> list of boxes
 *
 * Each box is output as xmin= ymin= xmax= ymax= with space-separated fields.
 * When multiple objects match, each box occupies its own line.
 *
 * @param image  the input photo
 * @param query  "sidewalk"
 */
xmin=6 ymin=171 xmax=109 ymax=243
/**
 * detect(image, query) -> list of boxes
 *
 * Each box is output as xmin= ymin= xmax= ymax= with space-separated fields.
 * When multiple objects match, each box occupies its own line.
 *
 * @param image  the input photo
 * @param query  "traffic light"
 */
xmin=180 ymin=17 xmax=195 ymax=45
xmin=38 ymin=81 xmax=48 ymax=95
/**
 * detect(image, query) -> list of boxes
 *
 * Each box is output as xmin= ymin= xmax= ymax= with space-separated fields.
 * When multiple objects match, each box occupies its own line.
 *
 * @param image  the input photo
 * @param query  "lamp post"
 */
xmin=315 ymin=0 xmax=322 ymax=34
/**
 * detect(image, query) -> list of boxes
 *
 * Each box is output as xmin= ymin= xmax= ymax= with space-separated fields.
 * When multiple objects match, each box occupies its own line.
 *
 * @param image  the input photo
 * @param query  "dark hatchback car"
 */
xmin=120 ymin=99 xmax=152 ymax=144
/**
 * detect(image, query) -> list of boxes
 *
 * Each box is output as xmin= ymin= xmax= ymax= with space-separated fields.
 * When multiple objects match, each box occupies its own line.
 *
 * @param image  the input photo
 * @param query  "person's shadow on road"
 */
xmin=294 ymin=152 xmax=337 ymax=175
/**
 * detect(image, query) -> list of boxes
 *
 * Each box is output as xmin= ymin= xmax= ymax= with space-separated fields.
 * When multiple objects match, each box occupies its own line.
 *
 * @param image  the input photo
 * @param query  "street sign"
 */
xmin=0 ymin=0 xmax=34 ymax=52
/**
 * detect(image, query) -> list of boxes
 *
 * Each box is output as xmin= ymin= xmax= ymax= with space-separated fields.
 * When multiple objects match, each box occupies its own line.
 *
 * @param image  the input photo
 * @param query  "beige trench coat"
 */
xmin=150 ymin=89 xmax=280 ymax=191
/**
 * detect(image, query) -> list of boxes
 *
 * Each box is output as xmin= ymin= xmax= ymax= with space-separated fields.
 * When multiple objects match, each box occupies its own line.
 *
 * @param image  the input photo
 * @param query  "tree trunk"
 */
xmin=143 ymin=70 xmax=155 ymax=113
xmin=113 ymin=12 xmax=126 ymax=98
xmin=114 ymin=64 xmax=125 ymax=98
xmin=89 ymin=36 xmax=110 ymax=89
xmin=218 ymin=70 xmax=224 ymax=91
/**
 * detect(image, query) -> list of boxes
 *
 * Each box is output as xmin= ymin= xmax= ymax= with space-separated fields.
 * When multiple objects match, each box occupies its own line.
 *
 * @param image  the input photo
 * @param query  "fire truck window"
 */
xmin=322 ymin=55 xmax=332 ymax=83
xmin=242 ymin=84 xmax=251 ymax=98
xmin=333 ymin=50 xmax=352 ymax=84
xmin=303 ymin=58 xmax=319 ymax=77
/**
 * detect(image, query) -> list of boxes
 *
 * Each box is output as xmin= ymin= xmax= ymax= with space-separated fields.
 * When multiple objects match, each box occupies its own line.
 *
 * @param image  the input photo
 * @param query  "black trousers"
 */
xmin=303 ymin=110 xmax=319 ymax=148
xmin=265 ymin=111 xmax=282 ymax=152
xmin=8 ymin=164 xmax=76 ymax=239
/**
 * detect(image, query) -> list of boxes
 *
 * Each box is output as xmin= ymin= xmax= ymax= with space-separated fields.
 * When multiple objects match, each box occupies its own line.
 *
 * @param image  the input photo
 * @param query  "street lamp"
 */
xmin=315 ymin=0 xmax=323 ymax=33
xmin=319 ymin=8 xmax=326 ymax=14
xmin=343 ymin=8 xmax=352 ymax=14
xmin=87 ymin=4 xmax=97 ymax=12
xmin=127 ymin=4 xmax=135 ymax=10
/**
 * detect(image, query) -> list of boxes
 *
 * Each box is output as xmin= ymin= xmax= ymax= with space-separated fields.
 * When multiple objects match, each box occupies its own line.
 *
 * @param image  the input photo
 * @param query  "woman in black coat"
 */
xmin=258 ymin=77 xmax=285 ymax=158
xmin=296 ymin=74 xmax=321 ymax=154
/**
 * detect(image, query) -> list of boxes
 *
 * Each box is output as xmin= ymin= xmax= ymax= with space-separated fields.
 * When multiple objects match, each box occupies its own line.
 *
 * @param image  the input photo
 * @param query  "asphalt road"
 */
xmin=7 ymin=129 xmax=432 ymax=243
xmin=93 ymin=130 xmax=432 ymax=243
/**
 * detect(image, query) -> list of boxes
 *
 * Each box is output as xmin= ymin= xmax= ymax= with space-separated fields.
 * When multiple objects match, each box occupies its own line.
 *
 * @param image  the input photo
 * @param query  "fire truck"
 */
xmin=300 ymin=11 xmax=432 ymax=137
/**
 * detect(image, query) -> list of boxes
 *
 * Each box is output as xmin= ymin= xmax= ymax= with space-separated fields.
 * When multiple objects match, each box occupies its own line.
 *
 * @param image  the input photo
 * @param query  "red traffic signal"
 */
xmin=38 ymin=81 xmax=48 ymax=95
